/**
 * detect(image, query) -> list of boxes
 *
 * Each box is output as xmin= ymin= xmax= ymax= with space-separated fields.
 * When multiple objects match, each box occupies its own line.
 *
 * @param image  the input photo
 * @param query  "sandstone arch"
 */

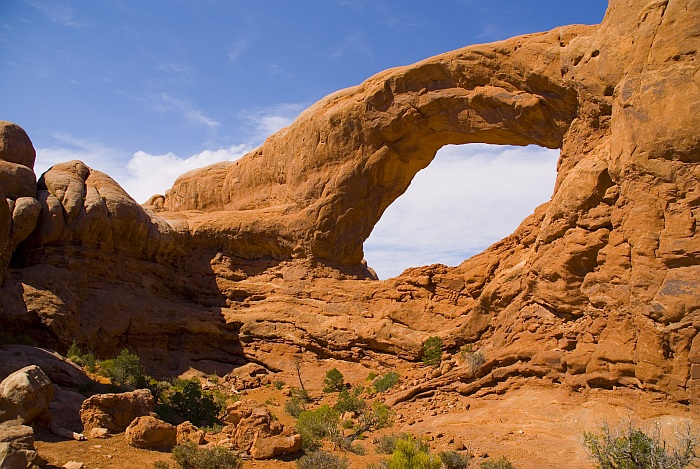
xmin=160 ymin=25 xmax=585 ymax=266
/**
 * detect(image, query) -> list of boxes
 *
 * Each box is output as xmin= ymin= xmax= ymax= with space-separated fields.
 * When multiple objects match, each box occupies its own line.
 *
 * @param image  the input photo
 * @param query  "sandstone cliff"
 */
xmin=1 ymin=0 xmax=699 ymax=403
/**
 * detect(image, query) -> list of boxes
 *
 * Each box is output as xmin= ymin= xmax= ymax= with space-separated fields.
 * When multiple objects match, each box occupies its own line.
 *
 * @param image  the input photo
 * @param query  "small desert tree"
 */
xmin=583 ymin=419 xmax=699 ymax=469
xmin=422 ymin=336 xmax=443 ymax=368
xmin=323 ymin=368 xmax=345 ymax=393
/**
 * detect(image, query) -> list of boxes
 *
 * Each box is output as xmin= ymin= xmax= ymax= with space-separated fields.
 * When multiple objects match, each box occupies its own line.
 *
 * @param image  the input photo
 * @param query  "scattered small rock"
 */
xmin=63 ymin=461 xmax=84 ymax=469
xmin=90 ymin=427 xmax=110 ymax=439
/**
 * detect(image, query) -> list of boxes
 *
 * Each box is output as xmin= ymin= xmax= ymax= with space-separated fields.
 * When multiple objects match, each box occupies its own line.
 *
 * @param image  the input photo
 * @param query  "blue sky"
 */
xmin=1 ymin=1 xmax=608 ymax=278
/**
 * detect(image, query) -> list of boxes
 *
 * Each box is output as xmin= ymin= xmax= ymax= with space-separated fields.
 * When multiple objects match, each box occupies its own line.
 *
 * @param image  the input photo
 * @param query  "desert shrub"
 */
xmin=66 ymin=340 xmax=82 ymax=359
xmin=153 ymin=461 xmax=169 ymax=469
xmin=172 ymin=441 xmax=241 ymax=469
xmin=387 ymin=435 xmax=441 ymax=469
xmin=356 ymin=401 xmax=392 ymax=434
xmin=67 ymin=340 xmax=97 ymax=372
xmin=274 ymin=379 xmax=285 ymax=390
xmin=285 ymin=387 xmax=311 ymax=417
xmin=201 ymin=422 xmax=223 ymax=434
xmin=439 ymin=450 xmax=470 ymax=469
xmin=334 ymin=386 xmax=365 ymax=414
xmin=350 ymin=442 xmax=366 ymax=455
xmin=372 ymin=371 xmax=400 ymax=393
xmin=295 ymin=450 xmax=348 ymax=469
xmin=0 ymin=332 xmax=36 ymax=348
xmin=168 ymin=378 xmax=222 ymax=427
xmin=480 ymin=456 xmax=517 ymax=469
xmin=460 ymin=344 xmax=486 ymax=374
xmin=330 ymin=432 xmax=366 ymax=454
xmin=145 ymin=378 xmax=170 ymax=404
xmin=582 ymin=419 xmax=699 ymax=469
xmin=296 ymin=405 xmax=340 ymax=450
xmin=367 ymin=371 xmax=378 ymax=381
xmin=421 ymin=336 xmax=443 ymax=368
xmin=101 ymin=348 xmax=149 ymax=390
xmin=375 ymin=433 xmax=411 ymax=454
xmin=367 ymin=463 xmax=389 ymax=469
xmin=341 ymin=419 xmax=354 ymax=429
xmin=323 ymin=368 xmax=345 ymax=393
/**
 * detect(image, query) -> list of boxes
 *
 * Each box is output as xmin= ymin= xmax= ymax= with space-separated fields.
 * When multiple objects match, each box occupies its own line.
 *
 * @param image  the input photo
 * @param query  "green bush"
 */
xmin=274 ymin=379 xmax=285 ymax=390
xmin=296 ymin=405 xmax=340 ymax=450
xmin=375 ymin=433 xmax=411 ymax=454
xmin=583 ymin=420 xmax=699 ymax=469
xmin=168 ymin=379 xmax=222 ymax=427
xmin=421 ymin=336 xmax=443 ymax=368
xmin=480 ymin=456 xmax=517 ymax=469
xmin=172 ymin=441 xmax=241 ymax=469
xmin=439 ymin=450 xmax=470 ymax=469
xmin=356 ymin=401 xmax=392 ymax=434
xmin=285 ymin=387 xmax=311 ymax=417
xmin=0 ymin=332 xmax=36 ymax=348
xmin=67 ymin=340 xmax=82 ymax=359
xmin=153 ymin=461 xmax=169 ymax=469
xmin=67 ymin=340 xmax=97 ymax=372
xmin=334 ymin=386 xmax=365 ymax=414
xmin=323 ymin=368 xmax=345 ymax=393
xmin=387 ymin=435 xmax=441 ymax=469
xmin=295 ymin=450 xmax=347 ymax=469
xmin=372 ymin=371 xmax=400 ymax=393
xmin=102 ymin=348 xmax=148 ymax=390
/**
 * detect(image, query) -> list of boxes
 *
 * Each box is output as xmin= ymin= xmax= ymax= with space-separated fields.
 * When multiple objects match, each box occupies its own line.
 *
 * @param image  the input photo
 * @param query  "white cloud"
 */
xmin=153 ymin=93 xmax=220 ymax=130
xmin=34 ymin=137 xmax=558 ymax=279
xmin=34 ymin=133 xmax=250 ymax=204
xmin=227 ymin=39 xmax=249 ymax=61
xmin=239 ymin=103 xmax=307 ymax=142
xmin=363 ymin=144 xmax=559 ymax=279
xmin=25 ymin=0 xmax=85 ymax=28
xmin=124 ymin=145 xmax=249 ymax=202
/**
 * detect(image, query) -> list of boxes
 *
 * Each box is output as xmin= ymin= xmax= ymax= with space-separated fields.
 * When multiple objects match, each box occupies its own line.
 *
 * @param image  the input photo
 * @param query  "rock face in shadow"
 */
xmin=1 ymin=0 xmax=699 ymax=403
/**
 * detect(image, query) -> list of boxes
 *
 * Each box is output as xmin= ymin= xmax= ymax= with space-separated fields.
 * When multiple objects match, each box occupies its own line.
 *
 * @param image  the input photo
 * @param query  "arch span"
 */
xmin=160 ymin=25 xmax=584 ymax=266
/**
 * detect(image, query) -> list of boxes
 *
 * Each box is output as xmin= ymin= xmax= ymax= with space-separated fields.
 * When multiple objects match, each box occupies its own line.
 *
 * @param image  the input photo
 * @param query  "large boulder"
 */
xmin=49 ymin=385 xmax=86 ymax=433
xmin=79 ymin=389 xmax=154 ymax=433
xmin=0 ymin=345 xmax=91 ymax=387
xmin=0 ymin=365 xmax=53 ymax=425
xmin=0 ymin=419 xmax=39 ymax=469
xmin=225 ymin=400 xmax=301 ymax=459
xmin=125 ymin=415 xmax=176 ymax=450
xmin=0 ymin=122 xmax=36 ymax=169
xmin=8 ymin=197 xmax=41 ymax=252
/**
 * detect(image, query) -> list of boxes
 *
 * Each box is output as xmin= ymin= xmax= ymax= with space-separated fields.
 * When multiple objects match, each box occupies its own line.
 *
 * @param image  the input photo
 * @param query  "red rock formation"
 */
xmin=0 ymin=0 xmax=699 ymax=405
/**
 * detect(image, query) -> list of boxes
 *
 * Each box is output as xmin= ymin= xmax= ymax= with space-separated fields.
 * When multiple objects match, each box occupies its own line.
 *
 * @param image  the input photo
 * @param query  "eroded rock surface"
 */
xmin=79 ymin=390 xmax=154 ymax=433
xmin=124 ymin=415 xmax=177 ymax=450
xmin=0 ymin=366 xmax=53 ymax=426
xmin=0 ymin=0 xmax=699 ymax=405
xmin=222 ymin=400 xmax=302 ymax=459
xmin=0 ymin=420 xmax=39 ymax=469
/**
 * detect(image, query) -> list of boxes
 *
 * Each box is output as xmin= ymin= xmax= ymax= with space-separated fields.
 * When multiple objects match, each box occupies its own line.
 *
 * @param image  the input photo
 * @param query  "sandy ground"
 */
xmin=35 ymin=377 xmax=699 ymax=469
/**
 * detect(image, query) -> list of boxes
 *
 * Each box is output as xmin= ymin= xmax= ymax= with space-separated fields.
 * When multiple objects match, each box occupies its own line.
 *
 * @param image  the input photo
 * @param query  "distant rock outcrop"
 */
xmin=1 ymin=0 xmax=699 ymax=404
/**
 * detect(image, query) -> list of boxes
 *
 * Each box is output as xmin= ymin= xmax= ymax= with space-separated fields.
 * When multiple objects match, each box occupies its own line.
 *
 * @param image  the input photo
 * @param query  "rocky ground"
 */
xmin=29 ymin=357 xmax=700 ymax=469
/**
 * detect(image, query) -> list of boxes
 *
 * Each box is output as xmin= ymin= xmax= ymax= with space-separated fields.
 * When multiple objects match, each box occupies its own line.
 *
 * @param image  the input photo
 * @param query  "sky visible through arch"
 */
xmin=1 ymin=0 xmax=607 ymax=278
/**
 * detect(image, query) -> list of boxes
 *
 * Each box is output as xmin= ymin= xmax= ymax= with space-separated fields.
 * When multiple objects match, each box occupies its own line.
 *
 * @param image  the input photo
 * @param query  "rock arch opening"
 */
xmin=363 ymin=143 xmax=559 ymax=279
